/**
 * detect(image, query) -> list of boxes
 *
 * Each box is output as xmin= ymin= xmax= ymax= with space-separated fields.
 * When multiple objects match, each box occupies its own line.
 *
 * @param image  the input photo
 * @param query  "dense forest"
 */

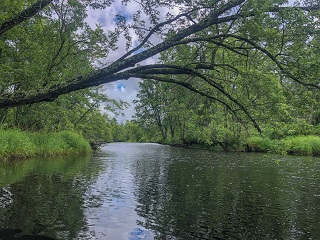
xmin=1 ymin=0 xmax=320 ymax=157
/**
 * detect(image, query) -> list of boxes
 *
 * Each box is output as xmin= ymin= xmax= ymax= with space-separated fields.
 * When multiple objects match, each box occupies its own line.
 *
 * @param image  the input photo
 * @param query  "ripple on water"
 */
xmin=1 ymin=143 xmax=320 ymax=239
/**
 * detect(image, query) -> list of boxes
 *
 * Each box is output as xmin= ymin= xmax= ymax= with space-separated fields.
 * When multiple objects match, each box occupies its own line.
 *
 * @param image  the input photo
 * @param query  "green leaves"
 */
xmin=0 ymin=0 xmax=319 ymax=148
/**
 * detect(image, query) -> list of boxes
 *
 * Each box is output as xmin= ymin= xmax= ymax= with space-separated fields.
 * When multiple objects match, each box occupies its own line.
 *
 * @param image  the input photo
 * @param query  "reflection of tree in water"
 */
xmin=0 ymin=155 xmax=105 ymax=240
xmin=133 ymin=150 xmax=228 ymax=239
xmin=132 ymin=149 xmax=320 ymax=240
xmin=3 ymin=175 xmax=86 ymax=239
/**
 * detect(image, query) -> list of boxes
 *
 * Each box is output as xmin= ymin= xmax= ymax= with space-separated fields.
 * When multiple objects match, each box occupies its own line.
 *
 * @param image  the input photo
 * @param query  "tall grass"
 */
xmin=245 ymin=135 xmax=320 ymax=156
xmin=245 ymin=136 xmax=283 ymax=153
xmin=283 ymin=136 xmax=320 ymax=155
xmin=0 ymin=129 xmax=36 ymax=159
xmin=0 ymin=130 xmax=91 ymax=161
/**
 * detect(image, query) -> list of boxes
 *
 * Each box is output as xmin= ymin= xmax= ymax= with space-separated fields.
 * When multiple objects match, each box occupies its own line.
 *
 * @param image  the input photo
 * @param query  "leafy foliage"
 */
xmin=0 ymin=129 xmax=91 ymax=160
xmin=0 ymin=0 xmax=320 ymax=155
xmin=0 ymin=0 xmax=319 ymax=109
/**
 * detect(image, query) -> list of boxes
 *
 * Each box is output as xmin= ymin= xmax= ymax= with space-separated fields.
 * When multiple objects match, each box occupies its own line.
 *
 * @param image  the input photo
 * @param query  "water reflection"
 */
xmin=132 ymin=147 xmax=320 ymax=240
xmin=0 ymin=154 xmax=103 ymax=239
xmin=0 ymin=228 xmax=56 ymax=239
xmin=1 ymin=143 xmax=320 ymax=239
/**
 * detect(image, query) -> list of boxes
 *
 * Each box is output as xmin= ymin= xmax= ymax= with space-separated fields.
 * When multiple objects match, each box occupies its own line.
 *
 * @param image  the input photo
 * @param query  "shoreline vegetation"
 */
xmin=0 ymin=129 xmax=91 ymax=161
xmin=245 ymin=135 xmax=320 ymax=156
xmin=1 ymin=128 xmax=320 ymax=162
xmin=166 ymin=135 xmax=320 ymax=156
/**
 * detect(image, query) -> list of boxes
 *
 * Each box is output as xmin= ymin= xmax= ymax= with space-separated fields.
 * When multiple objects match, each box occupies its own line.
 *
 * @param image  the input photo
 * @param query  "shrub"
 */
xmin=59 ymin=131 xmax=92 ymax=153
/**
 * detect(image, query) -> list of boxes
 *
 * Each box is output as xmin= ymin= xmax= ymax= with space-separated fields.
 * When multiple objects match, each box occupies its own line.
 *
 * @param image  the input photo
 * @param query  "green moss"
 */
xmin=0 ymin=130 xmax=91 ymax=161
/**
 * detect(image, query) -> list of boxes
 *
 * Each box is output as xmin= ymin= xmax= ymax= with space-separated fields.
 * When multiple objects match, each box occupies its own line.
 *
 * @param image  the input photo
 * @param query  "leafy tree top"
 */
xmin=0 ymin=0 xmax=319 ymax=131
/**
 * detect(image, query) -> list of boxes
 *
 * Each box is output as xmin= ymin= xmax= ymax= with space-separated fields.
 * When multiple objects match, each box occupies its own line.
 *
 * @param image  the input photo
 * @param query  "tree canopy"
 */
xmin=0 ymin=0 xmax=319 ymax=132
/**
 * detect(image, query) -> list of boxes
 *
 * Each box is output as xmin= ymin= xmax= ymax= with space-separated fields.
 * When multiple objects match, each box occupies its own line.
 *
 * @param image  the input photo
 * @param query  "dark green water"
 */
xmin=1 ymin=143 xmax=320 ymax=240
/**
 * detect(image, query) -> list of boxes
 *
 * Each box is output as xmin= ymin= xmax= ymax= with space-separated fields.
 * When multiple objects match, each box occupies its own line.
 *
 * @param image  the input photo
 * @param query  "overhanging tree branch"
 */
xmin=133 ymin=73 xmax=239 ymax=114
xmin=0 ymin=0 xmax=53 ymax=36
xmin=125 ymin=64 xmax=261 ymax=132
xmin=0 ymin=0 xmax=319 ymax=111
xmin=166 ymin=34 xmax=320 ymax=89
xmin=118 ymin=10 xmax=197 ymax=61
xmin=221 ymin=34 xmax=320 ymax=88
xmin=131 ymin=73 xmax=250 ymax=129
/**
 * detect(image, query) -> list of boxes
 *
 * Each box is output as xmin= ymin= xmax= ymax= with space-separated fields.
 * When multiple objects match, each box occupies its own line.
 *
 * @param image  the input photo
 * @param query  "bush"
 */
xmin=246 ymin=136 xmax=273 ymax=152
xmin=59 ymin=131 xmax=92 ymax=153
xmin=263 ymin=121 xmax=316 ymax=140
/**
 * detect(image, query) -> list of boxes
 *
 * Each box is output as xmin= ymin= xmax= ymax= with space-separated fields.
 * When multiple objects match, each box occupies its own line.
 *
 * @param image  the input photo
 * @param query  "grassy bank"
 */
xmin=0 ymin=130 xmax=91 ymax=161
xmin=246 ymin=135 xmax=320 ymax=156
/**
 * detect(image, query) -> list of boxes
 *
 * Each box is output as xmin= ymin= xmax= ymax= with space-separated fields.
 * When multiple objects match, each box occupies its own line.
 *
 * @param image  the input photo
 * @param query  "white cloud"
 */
xmin=85 ymin=1 xmax=178 ymax=122
xmin=103 ymin=78 xmax=141 ymax=121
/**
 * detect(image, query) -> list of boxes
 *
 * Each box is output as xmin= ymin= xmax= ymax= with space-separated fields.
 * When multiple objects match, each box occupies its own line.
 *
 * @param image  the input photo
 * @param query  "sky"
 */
xmin=85 ymin=1 xmax=176 ymax=122
xmin=85 ymin=2 xmax=140 ymax=122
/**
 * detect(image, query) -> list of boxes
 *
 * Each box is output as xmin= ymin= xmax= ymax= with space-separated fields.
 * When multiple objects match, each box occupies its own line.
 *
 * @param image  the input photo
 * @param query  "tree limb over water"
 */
xmin=0 ymin=0 xmax=319 ymax=131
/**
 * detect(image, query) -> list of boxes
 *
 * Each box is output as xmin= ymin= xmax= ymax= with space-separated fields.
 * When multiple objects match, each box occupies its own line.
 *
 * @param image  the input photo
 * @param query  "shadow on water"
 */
xmin=0 ymin=228 xmax=55 ymax=239
xmin=0 ymin=154 xmax=94 ymax=187
xmin=0 ymin=154 xmax=106 ymax=240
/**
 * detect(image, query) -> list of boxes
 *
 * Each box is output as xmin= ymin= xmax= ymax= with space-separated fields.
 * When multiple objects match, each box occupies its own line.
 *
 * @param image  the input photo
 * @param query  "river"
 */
xmin=1 ymin=142 xmax=320 ymax=239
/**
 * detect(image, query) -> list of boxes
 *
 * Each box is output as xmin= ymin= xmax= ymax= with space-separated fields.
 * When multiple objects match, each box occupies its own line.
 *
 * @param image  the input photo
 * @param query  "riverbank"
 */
xmin=245 ymin=135 xmax=320 ymax=155
xmin=0 ymin=129 xmax=91 ymax=161
xmin=163 ymin=135 xmax=320 ymax=156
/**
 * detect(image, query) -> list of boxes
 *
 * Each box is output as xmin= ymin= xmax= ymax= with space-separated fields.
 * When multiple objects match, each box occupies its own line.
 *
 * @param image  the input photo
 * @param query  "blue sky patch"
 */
xmin=117 ymin=83 xmax=126 ymax=91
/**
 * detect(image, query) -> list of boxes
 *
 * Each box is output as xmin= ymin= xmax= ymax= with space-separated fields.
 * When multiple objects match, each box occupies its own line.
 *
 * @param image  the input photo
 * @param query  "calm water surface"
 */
xmin=1 ymin=142 xmax=320 ymax=239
